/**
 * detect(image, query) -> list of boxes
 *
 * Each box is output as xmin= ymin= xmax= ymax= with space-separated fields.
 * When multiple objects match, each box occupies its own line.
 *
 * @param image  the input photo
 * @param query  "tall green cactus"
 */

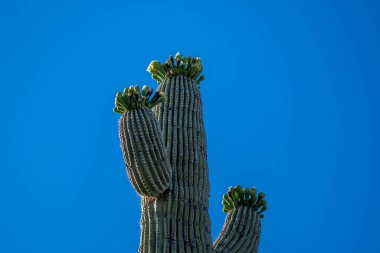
xmin=114 ymin=53 xmax=267 ymax=253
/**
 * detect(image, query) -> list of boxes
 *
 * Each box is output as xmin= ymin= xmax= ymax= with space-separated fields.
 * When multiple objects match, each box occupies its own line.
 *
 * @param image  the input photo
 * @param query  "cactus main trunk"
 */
xmin=137 ymin=75 xmax=212 ymax=253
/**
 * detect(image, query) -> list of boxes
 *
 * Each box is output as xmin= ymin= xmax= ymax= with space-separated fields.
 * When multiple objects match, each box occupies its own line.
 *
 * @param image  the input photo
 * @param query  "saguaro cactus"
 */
xmin=114 ymin=53 xmax=267 ymax=253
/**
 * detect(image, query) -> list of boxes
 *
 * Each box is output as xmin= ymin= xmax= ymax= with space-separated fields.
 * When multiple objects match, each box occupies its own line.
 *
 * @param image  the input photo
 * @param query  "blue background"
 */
xmin=1 ymin=0 xmax=379 ymax=252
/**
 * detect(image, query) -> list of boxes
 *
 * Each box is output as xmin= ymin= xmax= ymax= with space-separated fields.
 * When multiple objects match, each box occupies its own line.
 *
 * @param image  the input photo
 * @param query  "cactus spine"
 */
xmin=114 ymin=53 xmax=267 ymax=253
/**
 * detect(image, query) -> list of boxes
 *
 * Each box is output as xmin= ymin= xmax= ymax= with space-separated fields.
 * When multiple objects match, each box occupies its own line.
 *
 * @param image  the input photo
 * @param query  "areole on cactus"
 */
xmin=114 ymin=53 xmax=267 ymax=253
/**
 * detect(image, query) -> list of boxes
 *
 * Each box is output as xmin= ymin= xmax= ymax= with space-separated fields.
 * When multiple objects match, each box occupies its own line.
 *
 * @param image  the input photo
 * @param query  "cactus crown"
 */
xmin=222 ymin=185 xmax=268 ymax=218
xmin=113 ymin=85 xmax=166 ymax=114
xmin=147 ymin=52 xmax=205 ymax=85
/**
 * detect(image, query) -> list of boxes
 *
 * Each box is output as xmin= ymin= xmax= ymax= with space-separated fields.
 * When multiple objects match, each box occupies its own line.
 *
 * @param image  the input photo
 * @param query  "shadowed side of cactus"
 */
xmin=114 ymin=53 xmax=268 ymax=253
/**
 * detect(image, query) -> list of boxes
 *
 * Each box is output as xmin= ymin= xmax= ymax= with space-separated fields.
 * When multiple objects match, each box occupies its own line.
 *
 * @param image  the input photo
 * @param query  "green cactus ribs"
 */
xmin=114 ymin=84 xmax=172 ymax=198
xmin=147 ymin=52 xmax=205 ymax=85
xmin=222 ymin=185 xmax=268 ymax=218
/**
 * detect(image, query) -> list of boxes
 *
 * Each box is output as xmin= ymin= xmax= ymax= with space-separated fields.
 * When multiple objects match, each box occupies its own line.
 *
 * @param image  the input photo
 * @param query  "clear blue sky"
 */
xmin=0 ymin=0 xmax=379 ymax=252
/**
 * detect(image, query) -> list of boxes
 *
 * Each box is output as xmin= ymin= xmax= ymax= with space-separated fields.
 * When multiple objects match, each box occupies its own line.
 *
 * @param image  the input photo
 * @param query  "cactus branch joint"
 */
xmin=113 ymin=53 xmax=268 ymax=253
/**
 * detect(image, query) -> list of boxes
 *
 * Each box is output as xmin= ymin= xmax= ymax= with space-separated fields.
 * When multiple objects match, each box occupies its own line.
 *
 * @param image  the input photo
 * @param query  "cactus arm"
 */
xmin=213 ymin=206 xmax=261 ymax=253
xmin=116 ymin=86 xmax=172 ymax=198
xmin=212 ymin=185 xmax=267 ymax=253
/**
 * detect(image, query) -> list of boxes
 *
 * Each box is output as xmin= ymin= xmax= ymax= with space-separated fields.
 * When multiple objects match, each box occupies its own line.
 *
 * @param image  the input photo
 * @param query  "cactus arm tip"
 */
xmin=214 ymin=185 xmax=266 ymax=252
xmin=222 ymin=185 xmax=268 ymax=218
xmin=113 ymin=85 xmax=167 ymax=114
